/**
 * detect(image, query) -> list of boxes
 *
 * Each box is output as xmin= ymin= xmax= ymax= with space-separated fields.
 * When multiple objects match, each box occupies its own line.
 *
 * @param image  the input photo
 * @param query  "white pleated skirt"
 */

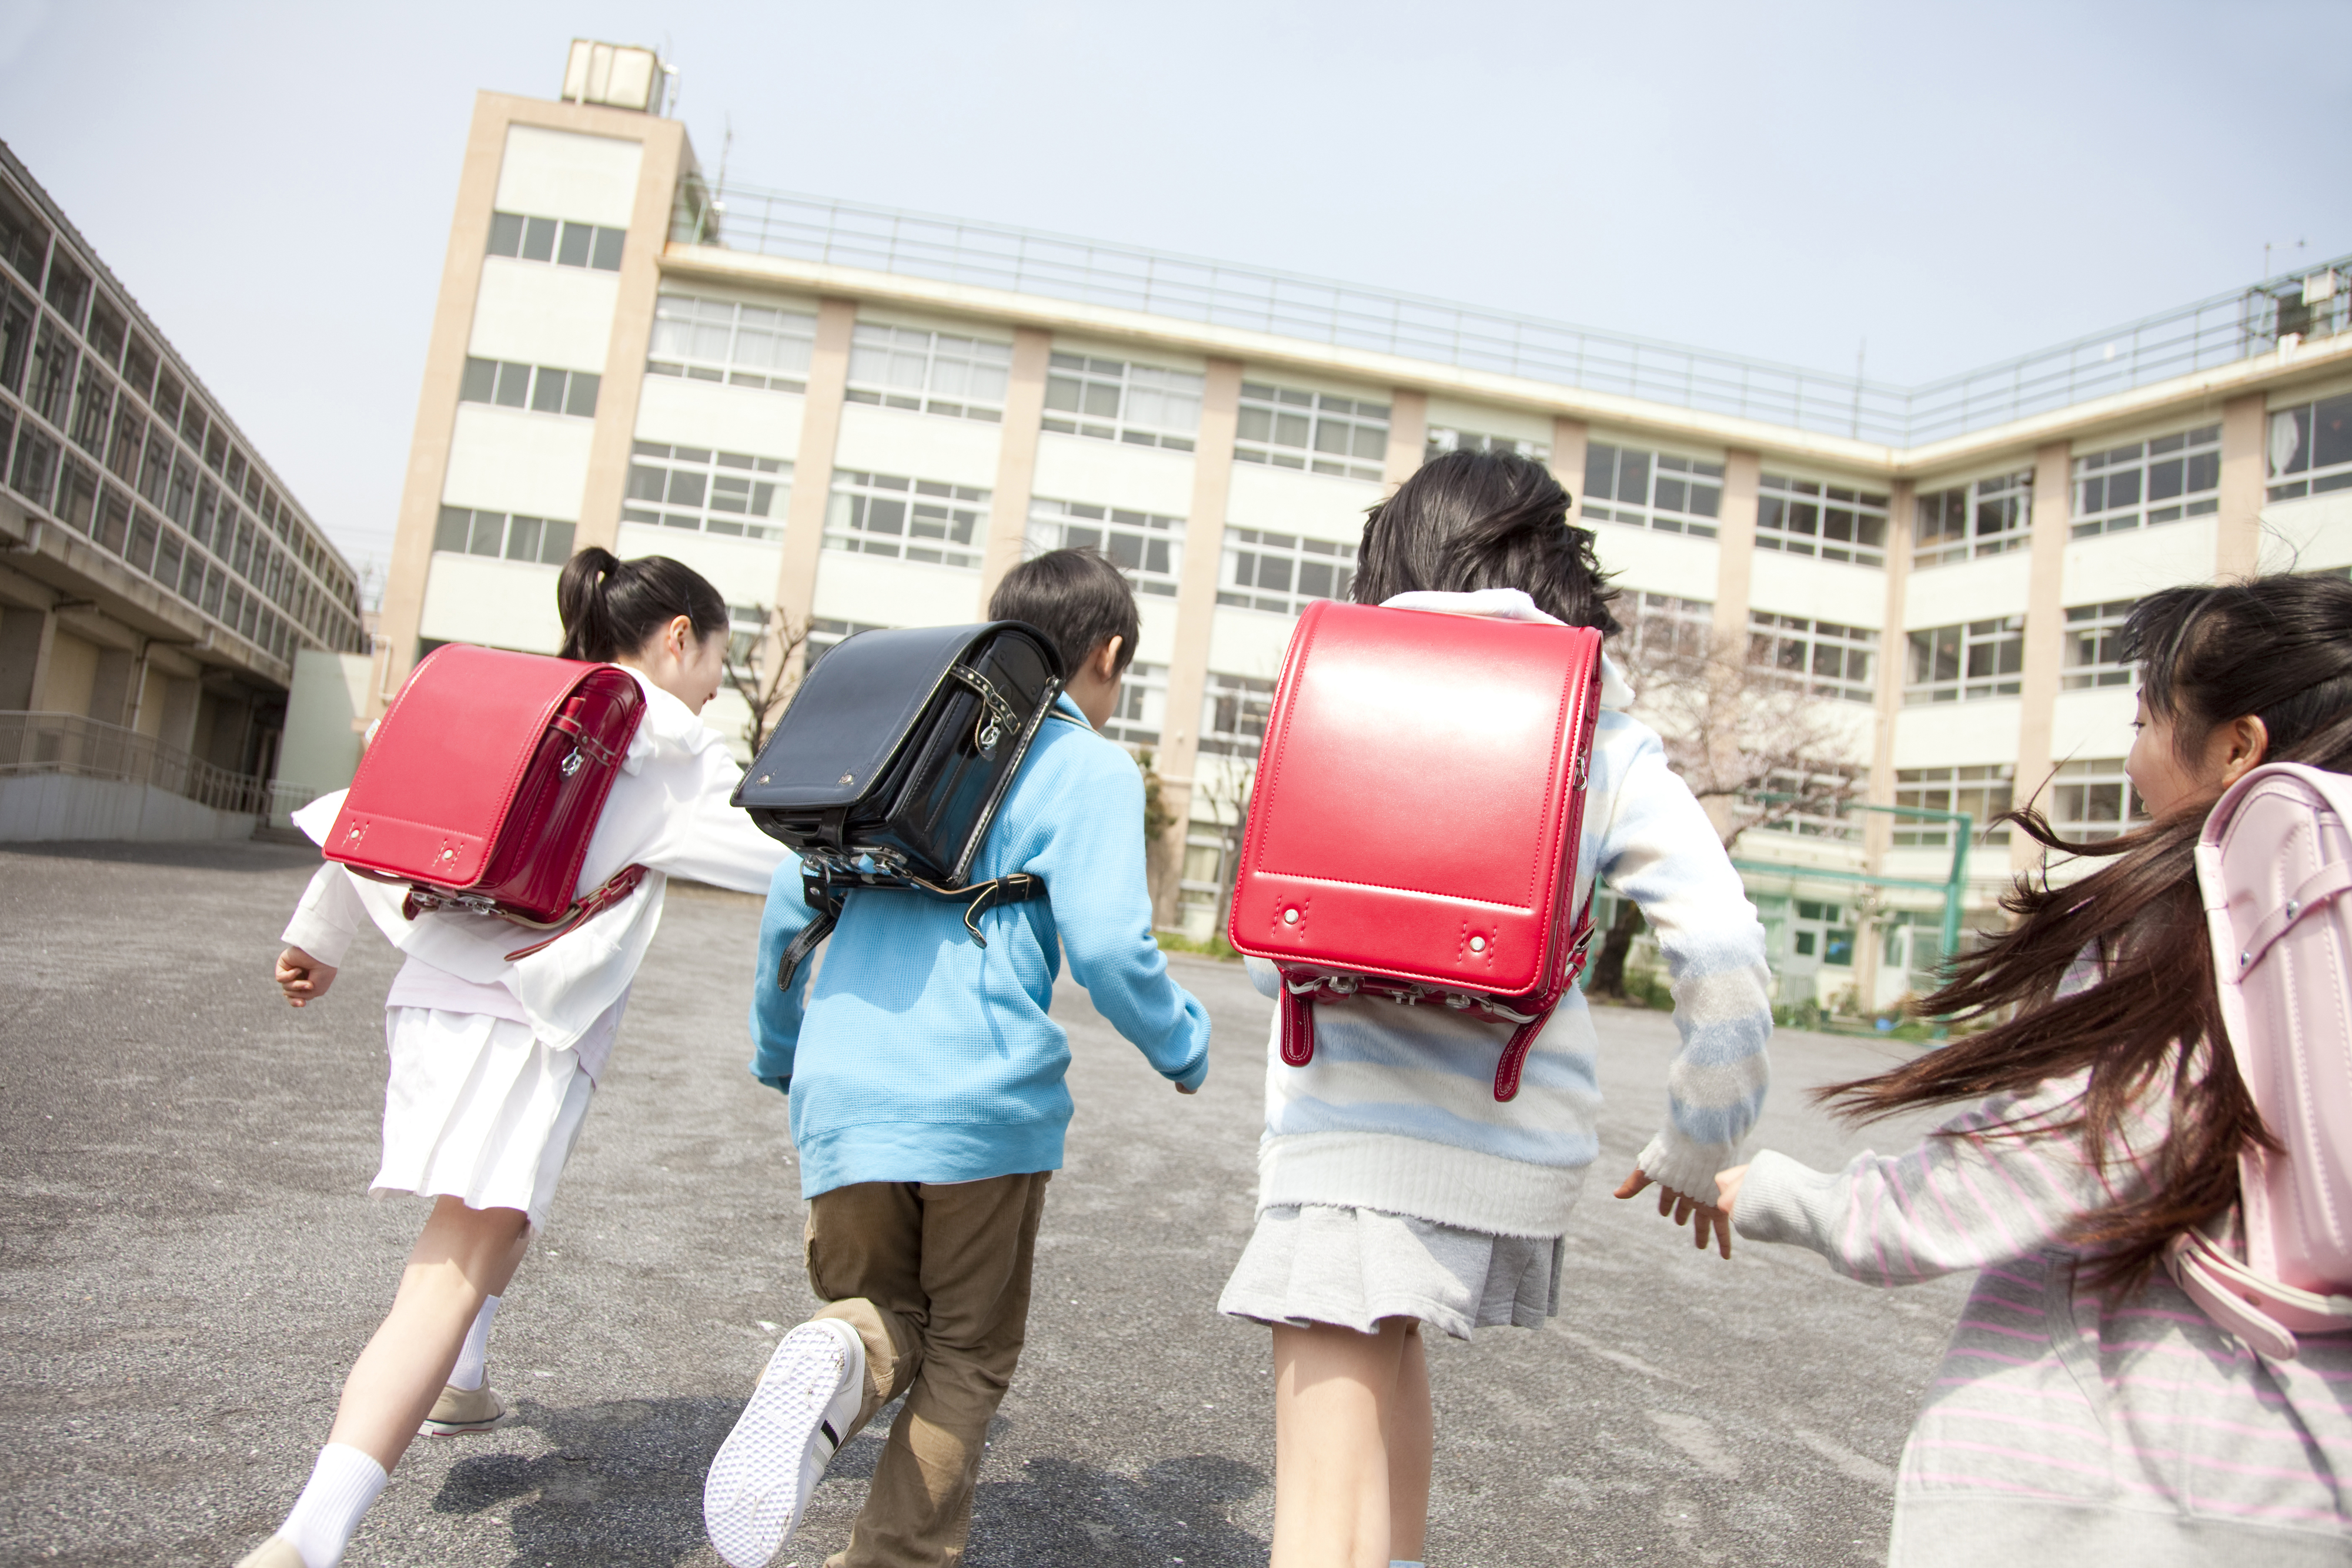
xmin=373 ymin=1007 xmax=594 ymax=1229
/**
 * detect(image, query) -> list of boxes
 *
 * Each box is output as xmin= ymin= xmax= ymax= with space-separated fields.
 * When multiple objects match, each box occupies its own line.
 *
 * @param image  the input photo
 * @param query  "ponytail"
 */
xmin=556 ymin=547 xmax=729 ymax=662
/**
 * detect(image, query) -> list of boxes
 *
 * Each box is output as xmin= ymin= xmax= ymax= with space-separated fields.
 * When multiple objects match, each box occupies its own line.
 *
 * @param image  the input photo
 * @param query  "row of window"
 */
xmin=1219 ymin=527 xmax=1357 ymax=616
xmin=0 ymin=256 xmax=360 ymax=634
xmin=1044 ymin=353 xmax=1201 ymax=449
xmin=1756 ymin=475 xmax=1889 ymax=566
xmin=486 ymin=211 xmax=624 ymax=272
xmin=847 ymin=324 xmax=1008 ymax=422
xmin=823 ymin=470 xmax=990 ymax=570
xmin=624 ymin=442 xmax=792 ymax=540
xmin=433 ymin=507 xmax=577 ymax=566
xmin=459 ymin=357 xmax=601 ymax=418
xmin=1234 ymin=383 xmax=1389 ymax=482
xmin=1027 ymin=499 xmax=1184 ymax=596
xmin=2269 ymin=392 xmax=2352 ymax=502
xmin=1748 ymin=612 xmax=1878 ymax=703
xmin=1427 ymin=426 xmax=1549 ymax=462
xmin=1893 ymin=760 xmax=2143 ymax=847
xmin=2072 ymin=424 xmax=2221 ymax=538
xmin=1583 ymin=443 xmax=1722 ymax=537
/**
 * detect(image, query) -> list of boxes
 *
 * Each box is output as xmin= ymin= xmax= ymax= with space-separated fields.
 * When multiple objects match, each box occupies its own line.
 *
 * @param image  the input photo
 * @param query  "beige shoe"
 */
xmin=419 ymin=1382 xmax=506 ymax=1436
xmin=232 ymin=1537 xmax=305 ymax=1568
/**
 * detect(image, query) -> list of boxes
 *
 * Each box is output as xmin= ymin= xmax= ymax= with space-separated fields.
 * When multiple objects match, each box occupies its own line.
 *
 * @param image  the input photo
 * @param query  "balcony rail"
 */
xmin=676 ymin=179 xmax=2351 ymax=448
xmin=0 ymin=710 xmax=277 ymax=817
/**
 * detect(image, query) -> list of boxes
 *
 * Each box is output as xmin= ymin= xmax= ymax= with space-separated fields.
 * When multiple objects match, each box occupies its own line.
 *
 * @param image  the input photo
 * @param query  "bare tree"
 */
xmin=724 ymin=605 xmax=811 ymax=754
xmin=1589 ymin=621 xmax=1864 ymax=997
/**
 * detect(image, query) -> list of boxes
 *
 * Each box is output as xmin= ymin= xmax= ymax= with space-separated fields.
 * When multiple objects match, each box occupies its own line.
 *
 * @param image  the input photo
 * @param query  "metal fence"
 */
xmin=676 ymin=180 xmax=2351 ymax=448
xmin=0 ymin=710 xmax=275 ymax=816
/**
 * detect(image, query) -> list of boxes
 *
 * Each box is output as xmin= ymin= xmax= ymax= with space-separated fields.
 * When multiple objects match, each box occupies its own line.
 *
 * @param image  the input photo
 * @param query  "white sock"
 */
xmin=277 ymin=1443 xmax=387 ymax=1568
xmin=1392 ymin=1562 xmax=1426 ymax=1567
xmin=449 ymin=1293 xmax=500 ymax=1391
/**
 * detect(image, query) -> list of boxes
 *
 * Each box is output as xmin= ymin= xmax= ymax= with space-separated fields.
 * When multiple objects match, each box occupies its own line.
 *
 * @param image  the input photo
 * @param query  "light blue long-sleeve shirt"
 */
xmin=750 ymin=695 xmax=1211 ymax=1199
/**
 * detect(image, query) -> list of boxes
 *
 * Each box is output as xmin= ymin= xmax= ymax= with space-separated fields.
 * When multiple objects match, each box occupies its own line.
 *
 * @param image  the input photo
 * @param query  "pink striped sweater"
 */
xmin=1735 ymin=1068 xmax=2352 ymax=1564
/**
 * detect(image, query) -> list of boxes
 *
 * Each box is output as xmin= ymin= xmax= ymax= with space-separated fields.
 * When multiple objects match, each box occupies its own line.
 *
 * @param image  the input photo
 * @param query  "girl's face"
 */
xmin=2125 ymin=692 xmax=2270 ymax=819
xmin=620 ymin=617 xmax=728 ymax=714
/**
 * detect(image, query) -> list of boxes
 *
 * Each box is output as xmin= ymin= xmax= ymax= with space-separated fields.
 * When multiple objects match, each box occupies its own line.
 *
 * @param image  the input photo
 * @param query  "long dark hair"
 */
xmin=1825 ymin=573 xmax=2352 ymax=1292
xmin=1352 ymin=449 xmax=1621 ymax=634
xmin=556 ymin=547 xmax=728 ymax=663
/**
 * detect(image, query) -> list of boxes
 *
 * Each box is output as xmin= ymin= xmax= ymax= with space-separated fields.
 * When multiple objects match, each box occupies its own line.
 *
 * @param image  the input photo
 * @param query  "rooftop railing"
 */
xmin=676 ymin=180 xmax=2351 ymax=449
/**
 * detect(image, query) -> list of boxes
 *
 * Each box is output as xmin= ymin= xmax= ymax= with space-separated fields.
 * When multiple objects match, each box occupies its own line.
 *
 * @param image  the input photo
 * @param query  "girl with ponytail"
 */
xmin=1710 ymin=572 xmax=2352 ymax=1561
xmin=239 ymin=550 xmax=784 ymax=1568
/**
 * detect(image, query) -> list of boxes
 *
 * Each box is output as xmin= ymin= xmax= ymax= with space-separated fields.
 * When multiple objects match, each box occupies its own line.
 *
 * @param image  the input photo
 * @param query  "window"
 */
xmin=1746 ymin=763 xmax=1862 ymax=841
xmin=123 ymin=336 xmax=156 ymax=404
xmin=1042 ymin=353 xmax=1201 ymax=449
xmin=86 ymin=295 xmax=125 ymax=367
xmin=2267 ymin=392 xmax=2352 ymax=502
xmin=2072 ymin=425 xmax=2220 ymax=537
xmin=67 ymin=357 xmax=110 ymax=453
xmin=432 ymin=506 xmax=576 ymax=565
xmin=1027 ymin=499 xmax=1184 ymax=596
xmin=824 ymin=470 xmax=988 ymax=569
xmin=2051 ymin=758 xmax=2145 ymax=842
xmin=9 ymin=420 xmax=56 ymax=504
xmin=1234 ymin=383 xmax=1388 ymax=481
xmin=1895 ymin=765 xmax=2014 ymax=847
xmin=1747 ymin=611 xmax=1877 ymax=703
xmin=2063 ymin=600 xmax=2134 ymax=690
xmin=26 ymin=317 xmax=72 ymax=423
xmin=1583 ymin=443 xmax=1722 ymax=536
xmin=0 ymin=179 xmax=48 ymax=285
xmin=459 ymin=357 xmax=600 ymax=417
xmin=1102 ymin=661 xmax=1167 ymax=748
xmin=647 ymin=294 xmax=816 ymax=391
xmin=1200 ymin=671 xmax=1276 ymax=757
xmin=1906 ymin=617 xmax=2024 ymax=703
xmin=0 ymin=284 xmax=31 ymax=394
xmin=1792 ymin=900 xmax=1856 ymax=967
xmin=1913 ymin=469 xmax=2032 ymax=567
xmin=806 ymin=617 xmax=890 ymax=667
xmin=1623 ymin=590 xmax=1714 ymax=668
xmin=1425 ymin=426 xmax=1549 ymax=462
xmin=846 ymin=324 xmax=1008 ymax=420
xmin=624 ymin=442 xmax=792 ymax=540
xmin=1757 ymin=474 xmax=1889 ymax=566
xmin=42 ymin=251 xmax=88 ymax=329
xmin=1218 ymin=527 xmax=1357 ymax=615
xmin=54 ymin=455 xmax=96 ymax=533
xmin=486 ymin=212 xmax=624 ymax=272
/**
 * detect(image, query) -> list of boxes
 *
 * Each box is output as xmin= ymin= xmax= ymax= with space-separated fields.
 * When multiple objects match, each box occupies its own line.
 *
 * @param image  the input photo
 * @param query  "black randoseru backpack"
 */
xmin=731 ymin=621 xmax=1066 ymax=987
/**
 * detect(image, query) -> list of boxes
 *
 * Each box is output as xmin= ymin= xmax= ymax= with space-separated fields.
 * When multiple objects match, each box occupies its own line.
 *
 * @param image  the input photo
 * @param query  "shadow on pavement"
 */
xmin=965 ymin=1452 xmax=1268 ymax=1567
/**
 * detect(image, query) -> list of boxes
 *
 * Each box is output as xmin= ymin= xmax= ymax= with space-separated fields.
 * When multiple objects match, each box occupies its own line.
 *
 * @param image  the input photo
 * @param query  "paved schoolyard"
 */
xmin=0 ymin=840 xmax=1967 ymax=1566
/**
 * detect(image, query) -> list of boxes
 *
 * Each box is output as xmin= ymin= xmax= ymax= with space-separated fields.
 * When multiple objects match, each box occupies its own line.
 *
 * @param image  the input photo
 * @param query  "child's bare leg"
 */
xmin=1385 ymin=1322 xmax=1432 ymax=1561
xmin=328 ymin=1197 xmax=532 ymax=1470
xmin=1270 ymin=1318 xmax=1414 ymax=1568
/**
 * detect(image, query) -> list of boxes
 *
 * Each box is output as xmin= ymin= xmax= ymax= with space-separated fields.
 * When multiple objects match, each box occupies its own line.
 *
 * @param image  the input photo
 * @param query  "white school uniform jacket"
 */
xmin=281 ymin=670 xmax=785 ymax=1079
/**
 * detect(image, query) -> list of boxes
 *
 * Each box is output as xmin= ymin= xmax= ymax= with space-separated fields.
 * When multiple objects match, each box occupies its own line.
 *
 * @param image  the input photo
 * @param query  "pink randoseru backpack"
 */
xmin=2168 ymin=762 xmax=2352 ymax=1360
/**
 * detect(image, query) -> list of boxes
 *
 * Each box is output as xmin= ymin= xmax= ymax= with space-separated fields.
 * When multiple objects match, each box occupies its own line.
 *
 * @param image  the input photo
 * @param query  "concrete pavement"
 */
xmin=0 ymin=840 xmax=1967 ymax=1566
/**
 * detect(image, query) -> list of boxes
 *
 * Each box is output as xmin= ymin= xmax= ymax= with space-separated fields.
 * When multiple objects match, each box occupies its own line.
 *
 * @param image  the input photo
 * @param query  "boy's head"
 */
xmin=989 ymin=546 xmax=1141 ymax=683
xmin=1351 ymin=449 xmax=1621 ymax=635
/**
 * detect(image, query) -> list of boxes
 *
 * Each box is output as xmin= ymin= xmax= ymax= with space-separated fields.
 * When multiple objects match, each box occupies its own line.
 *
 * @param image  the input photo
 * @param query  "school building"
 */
xmin=0 ymin=140 xmax=370 ymax=842
xmin=359 ymin=39 xmax=2352 ymax=1009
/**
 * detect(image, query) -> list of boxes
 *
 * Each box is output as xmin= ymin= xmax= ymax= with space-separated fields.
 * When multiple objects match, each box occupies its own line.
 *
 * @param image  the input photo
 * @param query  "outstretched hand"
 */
xmin=1614 ymin=1168 xmax=1734 ymax=1260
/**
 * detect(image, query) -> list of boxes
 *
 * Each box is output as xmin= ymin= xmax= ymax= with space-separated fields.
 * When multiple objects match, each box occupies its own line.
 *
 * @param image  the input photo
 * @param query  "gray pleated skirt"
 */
xmin=1218 ymin=1203 xmax=1564 ymax=1342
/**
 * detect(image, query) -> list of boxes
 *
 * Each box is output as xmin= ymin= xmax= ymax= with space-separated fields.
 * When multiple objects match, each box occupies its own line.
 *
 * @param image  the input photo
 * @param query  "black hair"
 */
xmin=2128 ymin=573 xmax=2352 ymax=771
xmin=556 ymin=547 xmax=729 ymax=663
xmin=987 ymin=547 xmax=1138 ymax=679
xmin=1351 ymin=448 xmax=1621 ymax=635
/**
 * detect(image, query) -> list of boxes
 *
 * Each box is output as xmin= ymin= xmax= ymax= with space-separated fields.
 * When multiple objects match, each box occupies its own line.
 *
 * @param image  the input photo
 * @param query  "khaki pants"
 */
xmin=804 ymin=1171 xmax=1051 ymax=1568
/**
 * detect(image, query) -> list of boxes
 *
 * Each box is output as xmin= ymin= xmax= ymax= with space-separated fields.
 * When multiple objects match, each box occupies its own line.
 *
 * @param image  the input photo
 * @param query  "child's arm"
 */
xmin=1593 ymin=728 xmax=1774 ymax=1199
xmin=1031 ymin=754 xmax=1211 ymax=1090
xmin=746 ymin=852 xmax=816 ymax=1093
xmin=275 ymin=862 xmax=365 ymax=1008
xmin=1722 ymin=1072 xmax=2164 ymax=1284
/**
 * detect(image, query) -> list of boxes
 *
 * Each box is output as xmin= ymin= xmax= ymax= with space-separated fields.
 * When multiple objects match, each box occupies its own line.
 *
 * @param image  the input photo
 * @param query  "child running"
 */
xmin=1215 ymin=449 xmax=1775 ymax=1568
xmin=1713 ymin=573 xmax=2352 ymax=1562
xmin=236 ymin=549 xmax=785 ymax=1568
xmin=703 ymin=546 xmax=1212 ymax=1568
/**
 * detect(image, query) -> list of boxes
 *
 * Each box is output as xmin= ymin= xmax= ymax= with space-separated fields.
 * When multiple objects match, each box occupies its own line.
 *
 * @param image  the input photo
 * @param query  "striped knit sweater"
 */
xmin=1244 ymin=589 xmax=1775 ymax=1239
xmin=1736 ymin=1066 xmax=2352 ymax=1563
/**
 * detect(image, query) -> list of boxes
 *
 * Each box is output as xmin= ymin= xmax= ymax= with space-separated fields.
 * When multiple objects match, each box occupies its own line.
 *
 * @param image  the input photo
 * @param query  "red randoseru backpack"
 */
xmin=1227 ymin=601 xmax=1606 ymax=1101
xmin=325 ymin=644 xmax=649 ymax=959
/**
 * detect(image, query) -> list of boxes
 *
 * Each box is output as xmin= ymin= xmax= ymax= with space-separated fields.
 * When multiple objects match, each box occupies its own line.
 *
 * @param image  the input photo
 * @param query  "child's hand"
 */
xmin=1174 ymin=1079 xmax=1198 ymax=1094
xmin=275 ymin=945 xmax=338 ymax=1008
xmin=1612 ymin=1168 xmax=1734 ymax=1260
xmin=1715 ymin=1164 xmax=1748 ymax=1219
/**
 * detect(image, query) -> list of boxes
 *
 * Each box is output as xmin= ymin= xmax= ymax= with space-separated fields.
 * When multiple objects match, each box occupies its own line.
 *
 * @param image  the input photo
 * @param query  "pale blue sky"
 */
xmin=2 ymin=0 xmax=2345 ymax=583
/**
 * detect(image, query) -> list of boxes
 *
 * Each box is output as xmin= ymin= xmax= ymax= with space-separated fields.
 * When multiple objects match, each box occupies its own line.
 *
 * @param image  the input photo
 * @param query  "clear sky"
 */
xmin=3 ymin=0 xmax=2346 ymax=590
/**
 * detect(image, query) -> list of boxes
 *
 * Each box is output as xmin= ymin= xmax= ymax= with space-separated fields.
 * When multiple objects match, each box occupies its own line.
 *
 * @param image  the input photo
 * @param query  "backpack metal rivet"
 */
xmin=839 ymin=772 xmax=854 ymax=786
xmin=441 ymin=848 xmax=456 ymax=861
xmin=1282 ymin=907 xmax=1299 ymax=925
xmin=2242 ymin=951 xmax=2253 ymax=969
xmin=758 ymin=773 xmax=770 ymax=784
xmin=2287 ymin=901 xmax=2300 ymax=920
xmin=1469 ymin=935 xmax=1488 ymax=954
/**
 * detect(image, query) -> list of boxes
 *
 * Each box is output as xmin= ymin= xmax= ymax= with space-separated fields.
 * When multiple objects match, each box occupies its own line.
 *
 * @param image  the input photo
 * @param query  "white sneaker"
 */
xmin=703 ymin=1318 xmax=866 ymax=1568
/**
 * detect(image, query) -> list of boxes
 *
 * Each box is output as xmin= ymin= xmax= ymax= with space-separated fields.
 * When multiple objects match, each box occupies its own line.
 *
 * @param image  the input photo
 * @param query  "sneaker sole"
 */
xmin=703 ymin=1325 xmax=854 ymax=1568
xmin=419 ymin=1413 xmax=505 ymax=1436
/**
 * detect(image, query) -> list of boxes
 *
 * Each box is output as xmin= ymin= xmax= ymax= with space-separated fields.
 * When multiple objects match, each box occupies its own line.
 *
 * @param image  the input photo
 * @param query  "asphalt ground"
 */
xmin=0 ymin=840 xmax=1967 ymax=1567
